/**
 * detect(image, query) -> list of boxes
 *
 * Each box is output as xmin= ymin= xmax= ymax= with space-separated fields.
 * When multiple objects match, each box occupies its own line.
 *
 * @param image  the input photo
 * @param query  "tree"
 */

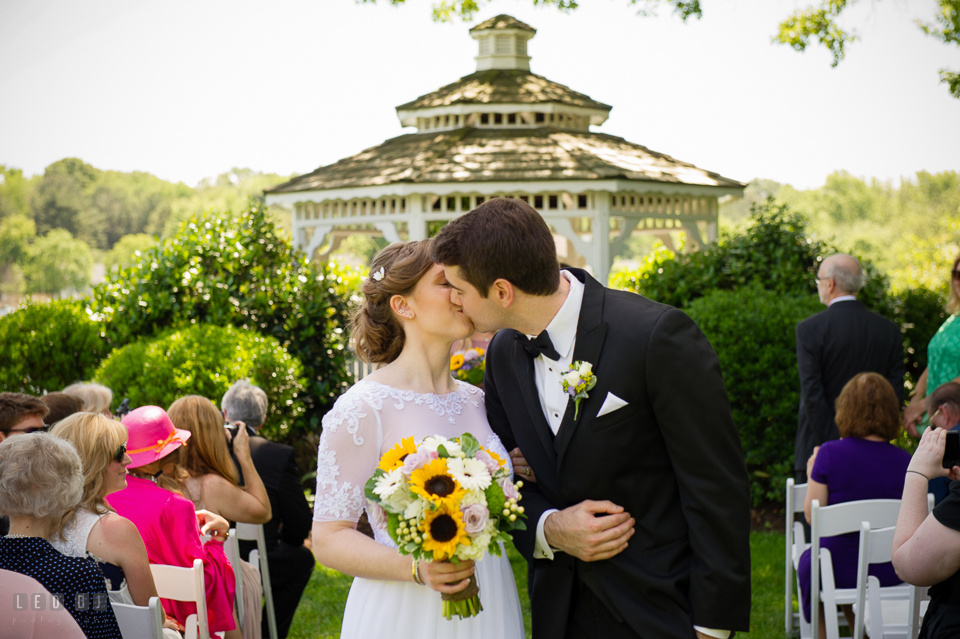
xmin=0 ymin=215 xmax=36 ymax=299
xmin=103 ymin=233 xmax=157 ymax=273
xmin=24 ymin=229 xmax=93 ymax=296
xmin=29 ymin=158 xmax=99 ymax=241
xmin=0 ymin=166 xmax=32 ymax=220
xmin=373 ymin=0 xmax=959 ymax=98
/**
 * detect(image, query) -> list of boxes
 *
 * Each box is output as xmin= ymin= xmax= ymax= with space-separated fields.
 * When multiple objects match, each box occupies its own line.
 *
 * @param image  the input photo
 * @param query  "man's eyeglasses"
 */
xmin=931 ymin=405 xmax=944 ymax=425
xmin=1 ymin=425 xmax=47 ymax=436
xmin=114 ymin=443 xmax=127 ymax=464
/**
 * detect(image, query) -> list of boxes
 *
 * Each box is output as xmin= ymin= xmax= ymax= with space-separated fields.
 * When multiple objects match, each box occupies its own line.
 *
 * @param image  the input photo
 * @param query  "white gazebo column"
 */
xmin=407 ymin=194 xmax=427 ymax=241
xmin=303 ymin=224 xmax=334 ymax=261
xmin=592 ymin=193 xmax=612 ymax=284
xmin=373 ymin=221 xmax=403 ymax=244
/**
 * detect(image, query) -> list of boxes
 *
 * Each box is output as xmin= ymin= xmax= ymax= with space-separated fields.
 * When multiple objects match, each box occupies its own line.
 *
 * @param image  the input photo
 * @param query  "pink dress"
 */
xmin=106 ymin=476 xmax=236 ymax=633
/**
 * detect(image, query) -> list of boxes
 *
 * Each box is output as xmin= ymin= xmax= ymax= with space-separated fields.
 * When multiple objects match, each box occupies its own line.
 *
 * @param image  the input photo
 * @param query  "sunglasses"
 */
xmin=114 ymin=443 xmax=127 ymax=464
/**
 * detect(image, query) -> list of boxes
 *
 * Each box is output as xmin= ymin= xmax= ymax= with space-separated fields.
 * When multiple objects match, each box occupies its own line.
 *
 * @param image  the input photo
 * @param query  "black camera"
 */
xmin=225 ymin=422 xmax=257 ymax=439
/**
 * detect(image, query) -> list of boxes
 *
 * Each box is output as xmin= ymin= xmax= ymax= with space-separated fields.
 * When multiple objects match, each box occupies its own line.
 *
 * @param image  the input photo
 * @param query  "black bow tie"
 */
xmin=517 ymin=331 xmax=561 ymax=361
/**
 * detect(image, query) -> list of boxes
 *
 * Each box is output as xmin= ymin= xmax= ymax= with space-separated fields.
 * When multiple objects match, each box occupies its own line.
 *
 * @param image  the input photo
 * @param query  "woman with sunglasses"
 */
xmin=49 ymin=412 xmax=162 ymax=608
xmin=904 ymin=255 xmax=960 ymax=440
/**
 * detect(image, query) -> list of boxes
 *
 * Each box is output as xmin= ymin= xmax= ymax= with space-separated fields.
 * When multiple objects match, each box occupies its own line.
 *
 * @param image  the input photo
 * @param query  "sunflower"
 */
xmin=481 ymin=447 xmax=507 ymax=468
xmin=450 ymin=354 xmax=465 ymax=371
xmin=422 ymin=501 xmax=470 ymax=561
xmin=379 ymin=437 xmax=418 ymax=472
xmin=410 ymin=458 xmax=466 ymax=506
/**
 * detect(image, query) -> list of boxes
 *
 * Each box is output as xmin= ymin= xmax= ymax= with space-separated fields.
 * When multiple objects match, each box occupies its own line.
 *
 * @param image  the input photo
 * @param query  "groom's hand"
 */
xmin=543 ymin=500 xmax=634 ymax=562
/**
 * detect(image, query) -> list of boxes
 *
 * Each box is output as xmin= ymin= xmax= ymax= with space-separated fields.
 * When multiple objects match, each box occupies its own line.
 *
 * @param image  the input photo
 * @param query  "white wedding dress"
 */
xmin=313 ymin=379 xmax=525 ymax=639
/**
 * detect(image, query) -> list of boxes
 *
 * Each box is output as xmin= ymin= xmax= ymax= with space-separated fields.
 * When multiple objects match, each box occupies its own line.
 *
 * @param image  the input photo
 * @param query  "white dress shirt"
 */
xmin=828 ymin=295 xmax=857 ymax=307
xmin=526 ymin=271 xmax=731 ymax=639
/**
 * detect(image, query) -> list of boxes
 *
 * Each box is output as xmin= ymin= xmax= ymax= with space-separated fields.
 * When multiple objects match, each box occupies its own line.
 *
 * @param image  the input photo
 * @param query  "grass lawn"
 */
xmin=287 ymin=531 xmax=793 ymax=638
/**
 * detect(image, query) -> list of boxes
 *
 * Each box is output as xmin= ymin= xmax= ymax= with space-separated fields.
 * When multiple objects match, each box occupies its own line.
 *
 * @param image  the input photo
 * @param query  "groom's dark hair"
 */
xmin=432 ymin=197 xmax=560 ymax=297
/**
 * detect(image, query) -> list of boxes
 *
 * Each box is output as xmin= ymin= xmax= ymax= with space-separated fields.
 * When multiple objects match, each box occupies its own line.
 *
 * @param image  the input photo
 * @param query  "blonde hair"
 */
xmin=0 ymin=432 xmax=83 ymax=536
xmin=168 ymin=395 xmax=239 ymax=486
xmin=62 ymin=382 xmax=114 ymax=415
xmin=128 ymin=447 xmax=188 ymax=495
xmin=350 ymin=240 xmax=436 ymax=364
xmin=50 ymin=412 xmax=127 ymax=517
xmin=948 ymin=254 xmax=960 ymax=316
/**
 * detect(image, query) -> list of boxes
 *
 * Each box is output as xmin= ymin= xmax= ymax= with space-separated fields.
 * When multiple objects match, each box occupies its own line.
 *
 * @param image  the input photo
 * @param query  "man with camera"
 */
xmin=223 ymin=380 xmax=314 ymax=639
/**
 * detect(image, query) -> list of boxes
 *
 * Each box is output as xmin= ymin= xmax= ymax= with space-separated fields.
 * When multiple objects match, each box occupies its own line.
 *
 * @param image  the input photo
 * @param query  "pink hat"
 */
xmin=122 ymin=405 xmax=191 ymax=469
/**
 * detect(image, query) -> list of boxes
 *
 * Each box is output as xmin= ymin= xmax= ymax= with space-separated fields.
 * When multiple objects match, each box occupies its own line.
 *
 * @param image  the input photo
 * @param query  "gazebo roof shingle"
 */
xmin=395 ymin=70 xmax=612 ymax=112
xmin=470 ymin=14 xmax=536 ymax=33
xmin=266 ymin=127 xmax=744 ymax=194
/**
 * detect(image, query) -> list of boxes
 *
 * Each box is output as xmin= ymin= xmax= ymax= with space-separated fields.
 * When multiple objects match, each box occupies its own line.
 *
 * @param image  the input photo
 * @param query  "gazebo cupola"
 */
xmin=266 ymin=14 xmax=744 ymax=283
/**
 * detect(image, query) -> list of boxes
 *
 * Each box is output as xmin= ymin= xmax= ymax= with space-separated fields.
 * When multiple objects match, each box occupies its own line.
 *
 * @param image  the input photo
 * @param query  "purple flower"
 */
xmin=499 ymin=477 xmax=520 ymax=501
xmin=400 ymin=450 xmax=438 ymax=476
xmin=475 ymin=449 xmax=501 ymax=475
xmin=461 ymin=504 xmax=489 ymax=534
xmin=567 ymin=387 xmax=577 ymax=396
xmin=464 ymin=349 xmax=480 ymax=362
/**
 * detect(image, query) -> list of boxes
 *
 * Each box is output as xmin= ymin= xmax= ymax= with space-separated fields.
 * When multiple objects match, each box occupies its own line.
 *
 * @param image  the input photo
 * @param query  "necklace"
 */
xmin=4 ymin=534 xmax=32 ymax=539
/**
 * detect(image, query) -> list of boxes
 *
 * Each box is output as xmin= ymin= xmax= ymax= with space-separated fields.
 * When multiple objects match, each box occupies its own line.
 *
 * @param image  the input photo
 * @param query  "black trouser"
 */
xmin=565 ymin=577 xmax=644 ymax=639
xmin=240 ymin=540 xmax=315 ymax=639
xmin=919 ymin=596 xmax=960 ymax=639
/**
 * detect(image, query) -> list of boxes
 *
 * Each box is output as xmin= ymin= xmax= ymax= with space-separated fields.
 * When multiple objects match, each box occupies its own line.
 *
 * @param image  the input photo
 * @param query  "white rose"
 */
xmin=403 ymin=498 xmax=426 ymax=520
xmin=561 ymin=370 xmax=582 ymax=386
xmin=579 ymin=362 xmax=593 ymax=375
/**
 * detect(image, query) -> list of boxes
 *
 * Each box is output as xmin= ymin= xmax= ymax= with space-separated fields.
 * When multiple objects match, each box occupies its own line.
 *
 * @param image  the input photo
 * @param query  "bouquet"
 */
xmin=450 ymin=347 xmax=485 ymax=387
xmin=364 ymin=433 xmax=526 ymax=620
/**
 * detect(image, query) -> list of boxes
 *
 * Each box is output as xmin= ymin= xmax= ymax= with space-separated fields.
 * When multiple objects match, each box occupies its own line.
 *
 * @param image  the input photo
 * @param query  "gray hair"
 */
xmin=821 ymin=254 xmax=863 ymax=295
xmin=62 ymin=382 xmax=113 ymax=415
xmin=222 ymin=380 xmax=268 ymax=428
xmin=0 ymin=432 xmax=83 ymax=519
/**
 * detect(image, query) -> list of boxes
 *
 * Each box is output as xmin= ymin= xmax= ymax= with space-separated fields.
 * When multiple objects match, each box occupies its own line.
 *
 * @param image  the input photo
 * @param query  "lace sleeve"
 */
xmin=313 ymin=389 xmax=382 ymax=523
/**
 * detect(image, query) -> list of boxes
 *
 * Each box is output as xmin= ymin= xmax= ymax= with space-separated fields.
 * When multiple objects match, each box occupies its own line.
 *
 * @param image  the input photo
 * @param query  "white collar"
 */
xmin=526 ymin=271 xmax=584 ymax=360
xmin=828 ymin=295 xmax=857 ymax=307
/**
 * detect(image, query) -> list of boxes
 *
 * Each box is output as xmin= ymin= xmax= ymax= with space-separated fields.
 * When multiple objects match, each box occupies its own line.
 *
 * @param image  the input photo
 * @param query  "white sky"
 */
xmin=1 ymin=0 xmax=957 ymax=190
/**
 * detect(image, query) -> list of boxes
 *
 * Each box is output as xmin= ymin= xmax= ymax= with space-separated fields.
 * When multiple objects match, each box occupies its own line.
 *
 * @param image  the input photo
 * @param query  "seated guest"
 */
xmin=49 ymin=413 xmax=163 ymax=606
xmin=106 ymin=405 xmax=240 ymax=639
xmin=893 ymin=426 xmax=960 ymax=637
xmin=0 ymin=392 xmax=50 ymax=536
xmin=0 ymin=432 xmax=122 ymax=638
xmin=41 ymin=392 xmax=84 ymax=426
xmin=169 ymin=395 xmax=272 ymax=524
xmin=222 ymin=380 xmax=315 ymax=639
xmin=798 ymin=372 xmax=912 ymax=637
xmin=0 ymin=568 xmax=87 ymax=638
xmin=63 ymin=382 xmax=114 ymax=417
xmin=926 ymin=382 xmax=960 ymax=504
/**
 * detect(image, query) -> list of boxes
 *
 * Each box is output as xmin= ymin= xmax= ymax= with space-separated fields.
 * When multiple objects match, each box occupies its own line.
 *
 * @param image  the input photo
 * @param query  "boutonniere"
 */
xmin=560 ymin=361 xmax=597 ymax=419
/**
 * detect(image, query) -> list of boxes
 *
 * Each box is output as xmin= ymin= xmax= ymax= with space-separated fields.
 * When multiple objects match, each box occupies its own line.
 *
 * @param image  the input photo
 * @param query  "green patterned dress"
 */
xmin=921 ymin=314 xmax=960 ymax=432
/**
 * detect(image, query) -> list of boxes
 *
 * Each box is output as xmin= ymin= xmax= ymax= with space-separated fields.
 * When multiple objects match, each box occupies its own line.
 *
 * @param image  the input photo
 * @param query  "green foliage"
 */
xmin=0 ymin=214 xmax=36 ymax=269
xmin=685 ymin=284 xmax=823 ymax=507
xmin=364 ymin=0 xmax=700 ymax=23
xmin=25 ymin=229 xmax=93 ymax=295
xmin=0 ymin=300 xmax=111 ymax=395
xmin=890 ymin=285 xmax=949 ymax=387
xmin=774 ymin=0 xmax=856 ymax=67
xmin=94 ymin=323 xmax=306 ymax=438
xmin=103 ymin=234 xmax=157 ymax=273
xmin=89 ymin=202 xmax=356 ymax=438
xmin=0 ymin=166 xmax=31 ymax=220
xmin=920 ymin=0 xmax=960 ymax=97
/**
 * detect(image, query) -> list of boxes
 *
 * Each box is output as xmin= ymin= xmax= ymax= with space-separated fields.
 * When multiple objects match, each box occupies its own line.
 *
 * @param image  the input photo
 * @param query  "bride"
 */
xmin=311 ymin=240 xmax=526 ymax=638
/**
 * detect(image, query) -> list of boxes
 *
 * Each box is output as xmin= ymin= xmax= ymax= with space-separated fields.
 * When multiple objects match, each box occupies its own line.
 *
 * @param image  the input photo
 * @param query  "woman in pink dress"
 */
xmin=106 ymin=405 xmax=240 ymax=638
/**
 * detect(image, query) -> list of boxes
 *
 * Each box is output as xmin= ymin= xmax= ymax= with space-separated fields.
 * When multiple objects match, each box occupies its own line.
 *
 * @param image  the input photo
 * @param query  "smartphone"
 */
xmin=943 ymin=430 xmax=960 ymax=469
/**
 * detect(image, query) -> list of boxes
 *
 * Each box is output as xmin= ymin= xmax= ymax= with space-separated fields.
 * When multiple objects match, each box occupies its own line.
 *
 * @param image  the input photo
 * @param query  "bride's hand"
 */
xmin=510 ymin=447 xmax=536 ymax=482
xmin=418 ymin=559 xmax=475 ymax=594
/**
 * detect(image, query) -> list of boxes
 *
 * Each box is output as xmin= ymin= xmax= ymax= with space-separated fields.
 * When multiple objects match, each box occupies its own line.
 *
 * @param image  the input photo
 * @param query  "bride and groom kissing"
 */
xmin=311 ymin=197 xmax=751 ymax=639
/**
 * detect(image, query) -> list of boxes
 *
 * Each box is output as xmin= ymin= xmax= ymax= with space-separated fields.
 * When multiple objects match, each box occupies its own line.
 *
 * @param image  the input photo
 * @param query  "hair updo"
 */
xmin=351 ymin=240 xmax=436 ymax=364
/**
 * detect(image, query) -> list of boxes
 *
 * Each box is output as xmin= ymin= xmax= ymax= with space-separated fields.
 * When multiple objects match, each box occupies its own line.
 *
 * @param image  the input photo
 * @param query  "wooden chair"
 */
xmin=236 ymin=522 xmax=278 ymax=639
xmin=810 ymin=498 xmax=902 ymax=639
xmin=111 ymin=596 xmax=165 ymax=639
xmin=150 ymin=559 xmax=209 ymax=639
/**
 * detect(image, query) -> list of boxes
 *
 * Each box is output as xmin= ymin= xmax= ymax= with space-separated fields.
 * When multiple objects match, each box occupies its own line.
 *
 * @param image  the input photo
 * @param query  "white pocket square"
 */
xmin=596 ymin=392 xmax=628 ymax=418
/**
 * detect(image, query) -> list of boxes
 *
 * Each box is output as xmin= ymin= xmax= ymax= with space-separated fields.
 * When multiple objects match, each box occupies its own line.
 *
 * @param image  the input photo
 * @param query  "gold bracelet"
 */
xmin=412 ymin=558 xmax=424 ymax=586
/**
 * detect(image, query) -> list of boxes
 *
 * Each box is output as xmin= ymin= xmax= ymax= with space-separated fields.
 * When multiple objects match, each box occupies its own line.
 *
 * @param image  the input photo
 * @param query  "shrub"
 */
xmin=89 ymin=202 xmax=358 ymax=438
xmin=889 ymin=286 xmax=948 ymax=388
xmin=0 ymin=300 xmax=111 ymax=395
xmin=94 ymin=323 xmax=306 ymax=438
xmin=685 ymin=284 xmax=824 ymax=507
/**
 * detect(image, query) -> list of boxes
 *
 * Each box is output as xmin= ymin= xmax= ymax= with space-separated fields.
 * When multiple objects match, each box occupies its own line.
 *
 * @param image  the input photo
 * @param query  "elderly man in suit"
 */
xmin=433 ymin=198 xmax=751 ymax=639
xmin=794 ymin=254 xmax=904 ymax=483
xmin=223 ymin=381 xmax=314 ymax=639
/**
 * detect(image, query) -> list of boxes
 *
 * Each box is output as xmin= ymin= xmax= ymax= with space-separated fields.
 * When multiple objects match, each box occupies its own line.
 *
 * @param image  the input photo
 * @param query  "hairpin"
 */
xmin=372 ymin=266 xmax=385 ymax=282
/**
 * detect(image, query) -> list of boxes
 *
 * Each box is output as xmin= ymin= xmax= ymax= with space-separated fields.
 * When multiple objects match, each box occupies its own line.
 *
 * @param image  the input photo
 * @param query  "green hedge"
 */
xmin=685 ymin=285 xmax=823 ymax=506
xmin=0 ymin=300 xmax=111 ymax=395
xmin=94 ymin=323 xmax=306 ymax=438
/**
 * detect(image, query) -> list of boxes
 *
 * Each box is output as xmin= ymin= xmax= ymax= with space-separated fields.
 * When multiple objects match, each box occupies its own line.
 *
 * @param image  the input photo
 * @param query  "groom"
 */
xmin=432 ymin=198 xmax=751 ymax=639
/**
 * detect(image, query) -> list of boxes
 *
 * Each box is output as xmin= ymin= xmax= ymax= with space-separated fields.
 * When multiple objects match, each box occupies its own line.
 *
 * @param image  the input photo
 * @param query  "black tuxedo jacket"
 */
xmin=485 ymin=269 xmax=751 ymax=639
xmin=794 ymin=299 xmax=904 ymax=474
xmin=233 ymin=436 xmax=313 ymax=550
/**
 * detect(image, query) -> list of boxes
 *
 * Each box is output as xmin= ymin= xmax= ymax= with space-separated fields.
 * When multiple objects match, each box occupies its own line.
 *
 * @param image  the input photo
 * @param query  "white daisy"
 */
xmin=373 ymin=468 xmax=404 ymax=499
xmin=447 ymin=457 xmax=492 ymax=491
xmin=420 ymin=435 xmax=463 ymax=457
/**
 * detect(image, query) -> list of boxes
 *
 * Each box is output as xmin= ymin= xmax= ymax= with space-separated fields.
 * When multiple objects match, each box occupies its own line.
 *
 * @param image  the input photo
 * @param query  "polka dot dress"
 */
xmin=0 ymin=536 xmax=122 ymax=639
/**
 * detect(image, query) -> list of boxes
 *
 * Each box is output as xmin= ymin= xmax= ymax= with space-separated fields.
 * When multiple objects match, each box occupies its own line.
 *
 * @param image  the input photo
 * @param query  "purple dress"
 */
xmin=797 ymin=437 xmax=911 ymax=621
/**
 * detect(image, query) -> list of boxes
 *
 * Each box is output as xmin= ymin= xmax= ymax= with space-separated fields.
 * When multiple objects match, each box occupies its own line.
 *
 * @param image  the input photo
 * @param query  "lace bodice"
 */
xmin=50 ymin=507 xmax=101 ymax=558
xmin=313 ymin=380 xmax=513 ymax=548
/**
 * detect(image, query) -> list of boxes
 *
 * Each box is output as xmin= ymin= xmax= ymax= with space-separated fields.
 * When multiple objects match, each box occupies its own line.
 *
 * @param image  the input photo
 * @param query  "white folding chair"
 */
xmin=786 ymin=478 xmax=809 ymax=635
xmin=810 ymin=498 xmax=903 ymax=639
xmin=851 ymin=524 xmax=916 ymax=639
xmin=151 ymin=559 xmax=209 ymax=639
xmin=111 ymin=596 xmax=165 ymax=639
xmin=224 ymin=528 xmax=245 ymax=629
xmin=236 ymin=522 xmax=278 ymax=639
